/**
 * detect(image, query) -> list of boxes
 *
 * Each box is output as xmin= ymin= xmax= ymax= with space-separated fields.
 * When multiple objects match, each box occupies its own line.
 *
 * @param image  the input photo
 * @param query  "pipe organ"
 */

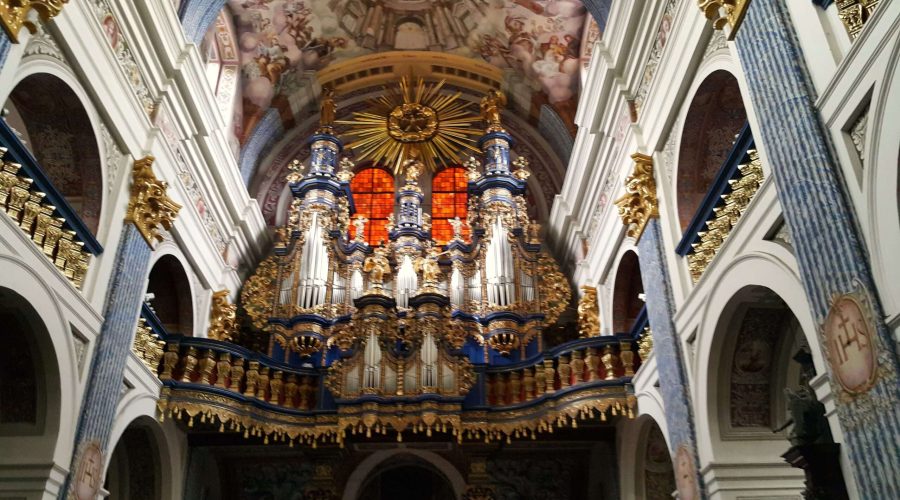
xmin=240 ymin=87 xmax=570 ymax=402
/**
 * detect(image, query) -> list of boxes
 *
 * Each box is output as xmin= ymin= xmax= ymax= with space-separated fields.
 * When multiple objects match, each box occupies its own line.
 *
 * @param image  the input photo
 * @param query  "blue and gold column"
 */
xmin=616 ymin=153 xmax=705 ymax=499
xmin=704 ymin=1 xmax=900 ymax=496
xmin=63 ymin=158 xmax=180 ymax=499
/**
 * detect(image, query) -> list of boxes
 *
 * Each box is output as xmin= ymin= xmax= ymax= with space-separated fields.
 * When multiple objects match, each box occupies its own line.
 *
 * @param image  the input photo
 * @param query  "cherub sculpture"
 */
xmin=363 ymin=245 xmax=391 ymax=286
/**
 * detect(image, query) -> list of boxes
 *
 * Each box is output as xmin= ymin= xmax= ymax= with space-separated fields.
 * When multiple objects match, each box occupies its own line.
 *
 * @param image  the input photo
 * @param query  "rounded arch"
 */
xmin=611 ymin=250 xmax=644 ymax=333
xmin=146 ymin=254 xmax=195 ymax=336
xmin=342 ymin=449 xmax=466 ymax=500
xmin=675 ymin=69 xmax=747 ymax=234
xmin=618 ymin=414 xmax=675 ymax=500
xmin=350 ymin=165 xmax=395 ymax=245
xmin=0 ymin=256 xmax=78 ymax=490
xmin=3 ymin=69 xmax=105 ymax=236
xmin=104 ymin=415 xmax=165 ymax=500
xmin=694 ymin=254 xmax=825 ymax=467
xmin=865 ymin=37 xmax=900 ymax=316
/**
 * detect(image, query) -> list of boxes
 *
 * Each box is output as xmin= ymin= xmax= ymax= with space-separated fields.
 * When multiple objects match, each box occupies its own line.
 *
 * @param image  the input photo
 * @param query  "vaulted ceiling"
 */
xmin=212 ymin=0 xmax=602 ymax=222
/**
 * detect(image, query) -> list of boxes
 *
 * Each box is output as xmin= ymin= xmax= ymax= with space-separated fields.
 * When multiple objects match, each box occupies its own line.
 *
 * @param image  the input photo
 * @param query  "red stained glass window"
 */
xmin=351 ymin=167 xmax=395 ymax=245
xmin=431 ymin=167 xmax=469 ymax=244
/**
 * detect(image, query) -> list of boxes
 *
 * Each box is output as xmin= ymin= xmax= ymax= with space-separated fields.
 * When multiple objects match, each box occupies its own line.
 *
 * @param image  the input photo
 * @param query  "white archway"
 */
xmin=0 ymin=255 xmax=81 ymax=496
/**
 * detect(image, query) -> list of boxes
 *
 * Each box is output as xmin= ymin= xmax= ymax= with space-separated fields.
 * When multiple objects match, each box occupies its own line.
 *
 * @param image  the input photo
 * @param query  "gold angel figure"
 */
xmin=480 ymin=88 xmax=507 ymax=132
xmin=415 ymin=246 xmax=444 ymax=286
xmin=363 ymin=245 xmax=391 ymax=286
xmin=318 ymin=86 xmax=336 ymax=133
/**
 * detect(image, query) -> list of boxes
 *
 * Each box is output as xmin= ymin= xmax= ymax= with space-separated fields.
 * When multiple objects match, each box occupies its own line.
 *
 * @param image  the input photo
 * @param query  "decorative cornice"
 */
xmin=207 ymin=290 xmax=237 ymax=342
xmin=0 ymin=0 xmax=67 ymax=43
xmin=124 ymin=156 xmax=181 ymax=248
xmin=615 ymin=153 xmax=659 ymax=241
xmin=698 ymin=0 xmax=750 ymax=40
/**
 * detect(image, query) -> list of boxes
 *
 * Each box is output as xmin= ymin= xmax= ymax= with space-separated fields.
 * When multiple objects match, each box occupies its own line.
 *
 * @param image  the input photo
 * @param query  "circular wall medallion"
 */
xmin=73 ymin=441 xmax=104 ymax=500
xmin=674 ymin=444 xmax=699 ymax=500
xmin=823 ymin=294 xmax=878 ymax=394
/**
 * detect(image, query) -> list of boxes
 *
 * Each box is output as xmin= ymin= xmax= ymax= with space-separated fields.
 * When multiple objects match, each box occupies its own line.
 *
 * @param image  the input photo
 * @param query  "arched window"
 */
xmin=351 ymin=167 xmax=394 ymax=244
xmin=431 ymin=167 xmax=468 ymax=244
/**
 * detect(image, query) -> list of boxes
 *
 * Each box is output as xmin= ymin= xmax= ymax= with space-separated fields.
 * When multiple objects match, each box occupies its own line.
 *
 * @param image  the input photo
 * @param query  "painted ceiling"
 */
xmin=228 ymin=0 xmax=590 ymax=135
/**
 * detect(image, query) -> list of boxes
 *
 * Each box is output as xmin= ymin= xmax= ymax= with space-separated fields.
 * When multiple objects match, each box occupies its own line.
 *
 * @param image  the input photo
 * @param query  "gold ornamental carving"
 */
xmin=615 ymin=153 xmax=658 ymax=241
xmin=125 ymin=156 xmax=181 ymax=247
xmin=133 ymin=317 xmax=164 ymax=371
xmin=577 ymin=285 xmax=600 ymax=338
xmin=537 ymin=251 xmax=571 ymax=325
xmin=241 ymin=254 xmax=279 ymax=329
xmin=0 ymin=0 xmax=67 ymax=43
xmin=836 ymin=0 xmax=880 ymax=39
xmin=338 ymin=77 xmax=480 ymax=174
xmin=208 ymin=289 xmax=237 ymax=342
xmin=697 ymin=0 xmax=750 ymax=40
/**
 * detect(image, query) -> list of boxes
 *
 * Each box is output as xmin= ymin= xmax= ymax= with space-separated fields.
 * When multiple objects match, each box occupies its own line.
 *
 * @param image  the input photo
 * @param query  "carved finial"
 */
xmin=0 ymin=0 xmax=70 ymax=43
xmin=125 ymin=156 xmax=181 ymax=247
xmin=614 ymin=153 xmax=658 ymax=241
xmin=577 ymin=285 xmax=600 ymax=338
xmin=208 ymin=290 xmax=237 ymax=342
xmin=480 ymin=88 xmax=507 ymax=133
xmin=318 ymin=86 xmax=336 ymax=134
xmin=697 ymin=0 xmax=750 ymax=40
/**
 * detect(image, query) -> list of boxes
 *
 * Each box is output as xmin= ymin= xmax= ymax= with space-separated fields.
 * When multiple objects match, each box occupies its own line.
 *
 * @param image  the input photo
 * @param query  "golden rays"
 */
xmin=337 ymin=77 xmax=481 ymax=174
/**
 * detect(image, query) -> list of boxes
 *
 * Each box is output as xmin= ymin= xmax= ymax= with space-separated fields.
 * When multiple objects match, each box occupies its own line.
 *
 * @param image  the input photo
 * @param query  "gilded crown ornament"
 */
xmin=615 ymin=153 xmax=658 ymax=241
xmin=338 ymin=76 xmax=480 ymax=174
xmin=125 ymin=156 xmax=181 ymax=247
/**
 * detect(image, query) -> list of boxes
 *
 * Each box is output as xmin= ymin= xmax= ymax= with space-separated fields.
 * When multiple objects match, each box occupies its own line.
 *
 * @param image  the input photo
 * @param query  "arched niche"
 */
xmin=3 ymin=73 xmax=103 ymax=234
xmin=0 ymin=286 xmax=64 ymax=495
xmin=343 ymin=449 xmax=466 ymax=500
xmin=611 ymin=250 xmax=644 ymax=333
xmin=104 ymin=416 xmax=163 ymax=500
xmin=676 ymin=70 xmax=747 ymax=233
xmin=146 ymin=255 xmax=194 ymax=336
xmin=636 ymin=417 xmax=676 ymax=500
xmin=358 ymin=461 xmax=455 ymax=500
xmin=713 ymin=286 xmax=806 ymax=439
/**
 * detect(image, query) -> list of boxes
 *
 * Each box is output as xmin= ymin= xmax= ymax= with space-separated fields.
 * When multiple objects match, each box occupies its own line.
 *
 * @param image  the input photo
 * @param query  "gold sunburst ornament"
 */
xmin=337 ymin=77 xmax=481 ymax=174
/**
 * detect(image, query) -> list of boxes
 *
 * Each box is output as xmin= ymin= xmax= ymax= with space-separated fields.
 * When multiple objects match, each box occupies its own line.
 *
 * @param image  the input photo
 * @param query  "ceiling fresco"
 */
xmin=228 ymin=0 xmax=588 ymax=135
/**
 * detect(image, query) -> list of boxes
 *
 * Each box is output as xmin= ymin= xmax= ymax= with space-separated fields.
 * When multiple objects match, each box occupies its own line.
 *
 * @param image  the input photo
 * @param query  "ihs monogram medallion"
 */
xmin=823 ymin=290 xmax=879 ymax=395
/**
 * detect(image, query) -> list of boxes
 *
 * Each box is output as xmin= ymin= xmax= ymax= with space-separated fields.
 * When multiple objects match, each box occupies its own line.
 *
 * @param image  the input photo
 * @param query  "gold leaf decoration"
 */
xmin=337 ymin=77 xmax=480 ymax=174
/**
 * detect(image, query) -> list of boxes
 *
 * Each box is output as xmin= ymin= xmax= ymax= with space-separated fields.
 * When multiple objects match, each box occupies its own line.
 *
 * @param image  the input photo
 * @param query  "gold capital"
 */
xmin=0 ymin=0 xmax=68 ymax=43
xmin=125 ymin=156 xmax=181 ymax=247
xmin=615 ymin=153 xmax=658 ymax=241
xmin=697 ymin=0 xmax=750 ymax=40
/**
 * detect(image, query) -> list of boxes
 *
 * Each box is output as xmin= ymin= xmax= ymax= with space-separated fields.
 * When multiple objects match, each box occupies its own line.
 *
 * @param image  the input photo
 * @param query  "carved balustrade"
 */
xmin=676 ymin=124 xmax=763 ymax=283
xmin=0 ymin=120 xmax=102 ymax=289
xmin=481 ymin=334 xmax=641 ymax=412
